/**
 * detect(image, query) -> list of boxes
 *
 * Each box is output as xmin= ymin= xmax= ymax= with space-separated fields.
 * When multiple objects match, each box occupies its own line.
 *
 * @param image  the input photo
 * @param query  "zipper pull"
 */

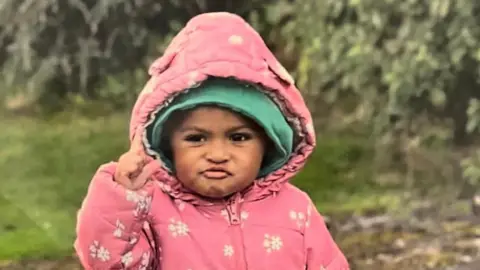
xmin=227 ymin=203 xmax=239 ymax=224
xmin=226 ymin=196 xmax=241 ymax=225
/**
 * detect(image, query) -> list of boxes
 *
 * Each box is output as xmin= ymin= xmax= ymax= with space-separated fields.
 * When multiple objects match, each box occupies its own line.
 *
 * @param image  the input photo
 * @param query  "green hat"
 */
xmin=146 ymin=78 xmax=294 ymax=177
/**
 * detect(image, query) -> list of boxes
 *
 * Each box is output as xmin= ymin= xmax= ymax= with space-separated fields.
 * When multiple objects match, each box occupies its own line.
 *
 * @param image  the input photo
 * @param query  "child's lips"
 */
xmin=201 ymin=168 xmax=232 ymax=179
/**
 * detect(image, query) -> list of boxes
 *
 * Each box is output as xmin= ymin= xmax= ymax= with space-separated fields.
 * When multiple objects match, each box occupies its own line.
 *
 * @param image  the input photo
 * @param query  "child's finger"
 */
xmin=131 ymin=160 xmax=161 ymax=190
xmin=129 ymin=155 xmax=146 ymax=167
xmin=115 ymin=171 xmax=133 ymax=190
xmin=130 ymin=126 xmax=146 ymax=155
xmin=131 ymin=126 xmax=154 ymax=164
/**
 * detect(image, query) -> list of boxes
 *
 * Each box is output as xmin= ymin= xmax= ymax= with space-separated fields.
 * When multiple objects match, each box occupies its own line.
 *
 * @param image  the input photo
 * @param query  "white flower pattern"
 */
xmin=97 ymin=246 xmax=110 ymax=262
xmin=290 ymin=210 xmax=307 ymax=228
xmin=228 ymin=34 xmax=243 ymax=45
xmin=168 ymin=218 xmax=189 ymax=237
xmin=129 ymin=236 xmax=138 ymax=245
xmin=139 ymin=252 xmax=150 ymax=270
xmin=125 ymin=190 xmax=152 ymax=217
xmin=264 ymin=234 xmax=283 ymax=253
xmin=223 ymin=245 xmax=234 ymax=257
xmin=240 ymin=211 xmax=249 ymax=221
xmin=175 ymin=199 xmax=186 ymax=211
xmin=89 ymin=241 xmax=98 ymax=258
xmin=113 ymin=219 xmax=125 ymax=238
xmin=306 ymin=204 xmax=313 ymax=228
xmin=89 ymin=241 xmax=110 ymax=262
xmin=121 ymin=251 xmax=133 ymax=266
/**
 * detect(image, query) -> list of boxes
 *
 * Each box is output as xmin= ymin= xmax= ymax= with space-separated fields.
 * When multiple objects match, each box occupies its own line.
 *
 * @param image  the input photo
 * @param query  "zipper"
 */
xmin=226 ymin=194 xmax=248 ymax=269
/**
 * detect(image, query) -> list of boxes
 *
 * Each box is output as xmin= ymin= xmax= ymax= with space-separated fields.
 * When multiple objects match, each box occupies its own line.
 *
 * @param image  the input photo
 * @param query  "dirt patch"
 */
xmin=0 ymin=257 xmax=81 ymax=270
xmin=332 ymin=212 xmax=480 ymax=269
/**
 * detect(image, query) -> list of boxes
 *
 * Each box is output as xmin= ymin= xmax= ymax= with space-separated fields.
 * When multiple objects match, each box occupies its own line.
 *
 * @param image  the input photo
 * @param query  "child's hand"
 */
xmin=114 ymin=127 xmax=154 ymax=190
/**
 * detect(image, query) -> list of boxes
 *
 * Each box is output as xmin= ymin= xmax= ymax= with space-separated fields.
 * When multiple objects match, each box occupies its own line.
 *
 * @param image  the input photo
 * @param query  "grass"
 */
xmin=292 ymin=133 xmax=400 ymax=214
xmin=0 ymin=111 xmax=398 ymax=260
xmin=0 ymin=112 xmax=129 ymax=260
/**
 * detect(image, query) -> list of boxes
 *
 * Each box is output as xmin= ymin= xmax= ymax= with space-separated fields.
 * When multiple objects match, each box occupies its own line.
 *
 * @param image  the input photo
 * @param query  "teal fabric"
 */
xmin=146 ymin=78 xmax=294 ymax=177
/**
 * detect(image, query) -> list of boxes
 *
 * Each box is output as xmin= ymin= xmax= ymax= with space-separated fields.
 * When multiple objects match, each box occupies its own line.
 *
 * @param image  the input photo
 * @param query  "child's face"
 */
xmin=169 ymin=106 xmax=266 ymax=199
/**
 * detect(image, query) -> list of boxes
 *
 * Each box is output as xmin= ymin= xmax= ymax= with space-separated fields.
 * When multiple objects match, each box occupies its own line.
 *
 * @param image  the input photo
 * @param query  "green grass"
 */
xmin=292 ymin=133 xmax=400 ymax=214
xmin=0 ymin=112 xmax=129 ymax=260
xmin=0 ymin=111 xmax=397 ymax=260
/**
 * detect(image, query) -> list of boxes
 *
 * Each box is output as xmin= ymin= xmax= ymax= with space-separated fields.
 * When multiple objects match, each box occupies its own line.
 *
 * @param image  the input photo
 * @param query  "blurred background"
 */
xmin=1 ymin=0 xmax=480 ymax=269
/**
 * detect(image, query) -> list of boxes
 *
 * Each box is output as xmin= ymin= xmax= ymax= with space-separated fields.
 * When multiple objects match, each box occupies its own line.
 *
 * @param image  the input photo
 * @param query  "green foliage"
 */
xmin=288 ymin=0 xmax=480 ymax=144
xmin=461 ymin=150 xmax=480 ymax=186
xmin=276 ymin=0 xmax=480 ymax=193
xmin=0 ymin=0 xmax=276 ymax=110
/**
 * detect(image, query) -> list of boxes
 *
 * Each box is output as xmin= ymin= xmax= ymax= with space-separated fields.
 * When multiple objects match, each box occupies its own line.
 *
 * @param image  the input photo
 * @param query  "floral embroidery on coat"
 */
xmin=89 ymin=241 xmax=110 ymax=262
xmin=223 ymin=245 xmax=234 ymax=257
xmin=168 ymin=218 xmax=189 ymax=237
xmin=264 ymin=234 xmax=283 ymax=253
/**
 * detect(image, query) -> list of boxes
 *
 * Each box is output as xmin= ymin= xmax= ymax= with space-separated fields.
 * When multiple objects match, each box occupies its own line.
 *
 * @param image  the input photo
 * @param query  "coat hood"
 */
xmin=128 ymin=12 xmax=316 ymax=204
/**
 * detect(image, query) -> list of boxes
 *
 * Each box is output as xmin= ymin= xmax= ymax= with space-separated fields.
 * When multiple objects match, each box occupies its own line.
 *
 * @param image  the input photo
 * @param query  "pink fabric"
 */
xmin=74 ymin=12 xmax=349 ymax=270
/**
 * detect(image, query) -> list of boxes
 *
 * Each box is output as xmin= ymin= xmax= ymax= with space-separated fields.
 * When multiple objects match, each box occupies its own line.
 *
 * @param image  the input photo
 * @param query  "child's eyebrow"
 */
xmin=177 ymin=126 xmax=210 ymax=133
xmin=226 ymin=125 xmax=254 ymax=133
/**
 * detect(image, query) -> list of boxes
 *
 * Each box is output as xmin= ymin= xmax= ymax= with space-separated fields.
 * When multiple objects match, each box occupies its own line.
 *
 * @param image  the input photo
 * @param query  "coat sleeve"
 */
xmin=304 ymin=199 xmax=350 ymax=270
xmin=74 ymin=162 xmax=158 ymax=269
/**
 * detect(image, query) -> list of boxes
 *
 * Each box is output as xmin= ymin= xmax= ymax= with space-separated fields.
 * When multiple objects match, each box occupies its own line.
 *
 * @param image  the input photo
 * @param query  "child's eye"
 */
xmin=184 ymin=134 xmax=206 ymax=142
xmin=230 ymin=133 xmax=252 ymax=142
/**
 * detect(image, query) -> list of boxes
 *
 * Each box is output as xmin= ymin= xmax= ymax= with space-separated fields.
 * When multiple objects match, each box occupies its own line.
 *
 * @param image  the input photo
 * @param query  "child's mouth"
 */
xmin=201 ymin=168 xmax=231 ymax=179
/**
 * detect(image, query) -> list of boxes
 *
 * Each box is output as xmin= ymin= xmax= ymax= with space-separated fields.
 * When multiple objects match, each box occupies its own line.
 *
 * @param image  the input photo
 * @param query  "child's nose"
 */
xmin=205 ymin=142 xmax=229 ymax=163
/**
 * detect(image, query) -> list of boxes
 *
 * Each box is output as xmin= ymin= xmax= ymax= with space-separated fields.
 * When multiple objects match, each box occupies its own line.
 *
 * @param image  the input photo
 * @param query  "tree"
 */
xmin=288 ymin=0 xmax=480 ymax=145
xmin=283 ymin=0 xmax=480 ymax=199
xmin=0 ymin=0 xmax=275 ymax=110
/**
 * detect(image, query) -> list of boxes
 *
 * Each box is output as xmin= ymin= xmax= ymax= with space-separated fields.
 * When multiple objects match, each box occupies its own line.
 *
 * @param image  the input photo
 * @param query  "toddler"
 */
xmin=74 ymin=12 xmax=349 ymax=270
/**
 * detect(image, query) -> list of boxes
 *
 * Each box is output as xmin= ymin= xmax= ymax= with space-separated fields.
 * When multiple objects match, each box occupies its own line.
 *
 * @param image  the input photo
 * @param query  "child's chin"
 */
xmin=199 ymin=187 xmax=235 ymax=199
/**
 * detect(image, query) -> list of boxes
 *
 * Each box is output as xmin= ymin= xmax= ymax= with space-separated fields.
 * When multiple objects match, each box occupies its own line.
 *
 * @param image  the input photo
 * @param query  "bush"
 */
xmin=286 ymin=0 xmax=480 ymax=145
xmin=279 ymin=0 xmax=480 ymax=198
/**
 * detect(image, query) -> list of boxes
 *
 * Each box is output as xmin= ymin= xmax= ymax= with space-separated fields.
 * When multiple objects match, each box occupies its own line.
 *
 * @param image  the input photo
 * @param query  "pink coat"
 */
xmin=74 ymin=12 xmax=349 ymax=270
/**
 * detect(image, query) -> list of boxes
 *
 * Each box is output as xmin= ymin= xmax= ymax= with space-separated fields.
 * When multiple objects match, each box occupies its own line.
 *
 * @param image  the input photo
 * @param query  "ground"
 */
xmin=0 ymin=112 xmax=478 ymax=269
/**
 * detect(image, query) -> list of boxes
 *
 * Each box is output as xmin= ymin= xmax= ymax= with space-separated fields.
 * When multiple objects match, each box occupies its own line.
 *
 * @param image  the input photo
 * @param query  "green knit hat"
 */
xmin=146 ymin=78 xmax=294 ymax=177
